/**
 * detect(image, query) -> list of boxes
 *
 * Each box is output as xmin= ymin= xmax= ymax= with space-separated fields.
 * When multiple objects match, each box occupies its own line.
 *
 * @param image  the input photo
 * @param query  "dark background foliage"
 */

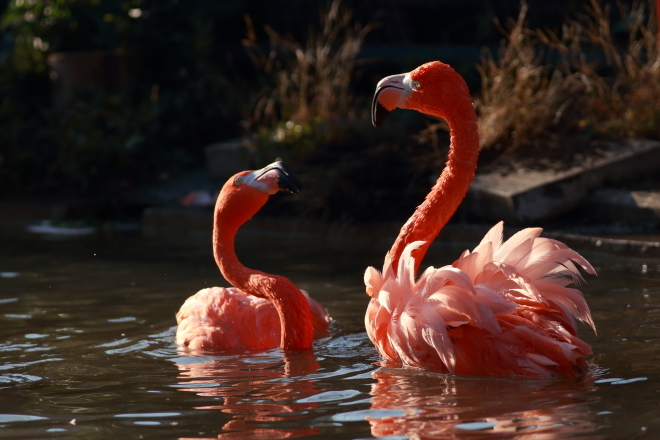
xmin=0 ymin=0 xmax=641 ymax=223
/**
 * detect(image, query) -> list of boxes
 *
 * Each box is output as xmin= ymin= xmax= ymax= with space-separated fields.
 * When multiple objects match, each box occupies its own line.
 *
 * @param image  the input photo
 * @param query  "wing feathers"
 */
xmin=364 ymin=222 xmax=596 ymax=378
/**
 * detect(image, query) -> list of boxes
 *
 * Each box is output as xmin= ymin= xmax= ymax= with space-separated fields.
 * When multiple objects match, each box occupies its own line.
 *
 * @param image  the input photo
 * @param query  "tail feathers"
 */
xmin=421 ymin=265 xmax=476 ymax=298
xmin=420 ymin=307 xmax=456 ymax=372
xmin=365 ymin=266 xmax=383 ymax=298
xmin=474 ymin=285 xmax=517 ymax=316
xmin=495 ymin=231 xmax=542 ymax=268
xmin=535 ymin=283 xmax=596 ymax=332
xmin=476 ymin=220 xmax=504 ymax=249
xmin=428 ymin=285 xmax=490 ymax=330
xmin=495 ymin=321 xmax=589 ymax=377
xmin=364 ymin=222 xmax=596 ymax=378
xmin=396 ymin=305 xmax=456 ymax=372
xmin=382 ymin=249 xmax=396 ymax=280
xmin=522 ymin=248 xmax=591 ymax=285
xmin=455 ymin=242 xmax=493 ymax=281
xmin=365 ymin=300 xmax=398 ymax=361
xmin=397 ymin=241 xmax=425 ymax=290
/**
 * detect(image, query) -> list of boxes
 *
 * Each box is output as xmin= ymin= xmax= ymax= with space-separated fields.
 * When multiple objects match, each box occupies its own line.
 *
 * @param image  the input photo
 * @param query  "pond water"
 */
xmin=1 ymin=226 xmax=660 ymax=439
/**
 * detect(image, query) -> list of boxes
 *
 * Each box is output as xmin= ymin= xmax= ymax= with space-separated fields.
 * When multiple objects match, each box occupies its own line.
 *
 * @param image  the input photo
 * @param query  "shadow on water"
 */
xmin=0 ymin=227 xmax=659 ymax=438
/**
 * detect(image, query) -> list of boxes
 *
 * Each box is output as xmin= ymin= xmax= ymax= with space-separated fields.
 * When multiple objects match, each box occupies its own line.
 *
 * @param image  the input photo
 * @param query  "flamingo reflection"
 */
xmin=366 ymin=367 xmax=605 ymax=439
xmin=175 ymin=350 xmax=321 ymax=439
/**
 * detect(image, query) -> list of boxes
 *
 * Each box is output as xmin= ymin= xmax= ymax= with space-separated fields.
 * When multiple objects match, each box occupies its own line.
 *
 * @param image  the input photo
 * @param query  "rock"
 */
xmin=205 ymin=139 xmax=251 ymax=181
xmin=543 ymin=230 xmax=660 ymax=258
xmin=587 ymin=189 xmax=660 ymax=226
xmin=466 ymin=139 xmax=660 ymax=224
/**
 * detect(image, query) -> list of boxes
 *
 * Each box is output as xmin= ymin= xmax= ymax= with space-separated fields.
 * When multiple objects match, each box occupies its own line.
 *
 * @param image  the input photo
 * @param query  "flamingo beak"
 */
xmin=255 ymin=161 xmax=302 ymax=194
xmin=372 ymin=72 xmax=410 ymax=127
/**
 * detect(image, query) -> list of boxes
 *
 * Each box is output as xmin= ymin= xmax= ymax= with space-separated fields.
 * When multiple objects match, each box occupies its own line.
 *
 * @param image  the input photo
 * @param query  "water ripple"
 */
xmin=96 ymin=338 xmax=132 ymax=348
xmin=269 ymin=363 xmax=375 ymax=383
xmin=331 ymin=408 xmax=407 ymax=422
xmin=0 ymin=358 xmax=63 ymax=371
xmin=0 ymin=414 xmax=48 ymax=423
xmin=105 ymin=340 xmax=152 ymax=354
xmin=297 ymin=389 xmax=362 ymax=403
xmin=108 ymin=317 xmax=137 ymax=323
xmin=455 ymin=421 xmax=498 ymax=431
xmin=595 ymin=377 xmax=648 ymax=385
xmin=0 ymin=373 xmax=42 ymax=385
xmin=114 ymin=412 xmax=181 ymax=418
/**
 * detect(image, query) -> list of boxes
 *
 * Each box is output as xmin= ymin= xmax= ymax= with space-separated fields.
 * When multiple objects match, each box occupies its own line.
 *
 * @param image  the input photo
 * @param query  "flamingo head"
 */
xmin=372 ymin=61 xmax=472 ymax=127
xmin=233 ymin=161 xmax=301 ymax=196
xmin=217 ymin=161 xmax=301 ymax=226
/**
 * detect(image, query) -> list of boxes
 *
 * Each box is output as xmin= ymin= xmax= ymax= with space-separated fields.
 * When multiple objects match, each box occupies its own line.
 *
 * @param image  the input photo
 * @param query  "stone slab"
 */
xmin=465 ymin=139 xmax=660 ymax=224
xmin=586 ymin=189 xmax=660 ymax=226
xmin=205 ymin=139 xmax=250 ymax=182
xmin=544 ymin=230 xmax=660 ymax=258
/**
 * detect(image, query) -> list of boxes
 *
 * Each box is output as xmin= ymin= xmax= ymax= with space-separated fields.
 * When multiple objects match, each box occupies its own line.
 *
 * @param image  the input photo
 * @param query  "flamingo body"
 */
xmin=365 ymin=222 xmax=596 ymax=378
xmin=366 ymin=61 xmax=596 ymax=378
xmin=176 ymin=287 xmax=331 ymax=350
xmin=175 ymin=162 xmax=331 ymax=351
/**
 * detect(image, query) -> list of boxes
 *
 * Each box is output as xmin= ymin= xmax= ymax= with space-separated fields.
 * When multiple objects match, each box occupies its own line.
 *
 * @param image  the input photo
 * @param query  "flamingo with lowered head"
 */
xmin=176 ymin=161 xmax=331 ymax=351
xmin=364 ymin=62 xmax=596 ymax=378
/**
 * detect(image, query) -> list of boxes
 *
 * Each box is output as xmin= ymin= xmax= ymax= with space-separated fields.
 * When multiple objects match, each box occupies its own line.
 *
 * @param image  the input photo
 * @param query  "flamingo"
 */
xmin=364 ymin=61 xmax=597 ymax=378
xmin=176 ymin=161 xmax=331 ymax=351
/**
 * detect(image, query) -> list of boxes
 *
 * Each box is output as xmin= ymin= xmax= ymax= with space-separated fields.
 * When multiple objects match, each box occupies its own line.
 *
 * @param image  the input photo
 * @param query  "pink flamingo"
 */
xmin=176 ymin=162 xmax=331 ymax=351
xmin=365 ymin=62 xmax=596 ymax=378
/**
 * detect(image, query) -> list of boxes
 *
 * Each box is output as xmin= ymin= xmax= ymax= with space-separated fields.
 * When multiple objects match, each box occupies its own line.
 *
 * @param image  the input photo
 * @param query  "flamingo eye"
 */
xmin=411 ymin=80 xmax=421 ymax=90
xmin=234 ymin=176 xmax=244 ymax=185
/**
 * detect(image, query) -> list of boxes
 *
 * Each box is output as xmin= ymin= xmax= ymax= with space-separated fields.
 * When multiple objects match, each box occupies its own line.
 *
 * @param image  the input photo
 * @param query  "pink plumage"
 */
xmin=365 ymin=222 xmax=596 ymax=378
xmin=175 ymin=162 xmax=332 ymax=351
xmin=367 ymin=61 xmax=596 ymax=377
xmin=176 ymin=287 xmax=331 ymax=351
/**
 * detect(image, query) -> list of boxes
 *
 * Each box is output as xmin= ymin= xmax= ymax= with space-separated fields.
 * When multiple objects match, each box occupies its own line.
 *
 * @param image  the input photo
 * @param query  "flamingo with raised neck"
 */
xmin=176 ymin=161 xmax=331 ymax=351
xmin=364 ymin=62 xmax=596 ymax=378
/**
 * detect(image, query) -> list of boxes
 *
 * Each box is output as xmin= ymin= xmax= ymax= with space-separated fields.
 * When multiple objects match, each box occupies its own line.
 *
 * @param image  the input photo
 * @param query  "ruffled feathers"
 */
xmin=364 ymin=221 xmax=596 ymax=378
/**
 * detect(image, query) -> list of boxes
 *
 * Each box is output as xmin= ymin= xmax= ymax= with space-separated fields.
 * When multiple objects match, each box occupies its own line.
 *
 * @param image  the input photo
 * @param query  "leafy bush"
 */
xmin=0 ymin=0 xmax=247 ymax=197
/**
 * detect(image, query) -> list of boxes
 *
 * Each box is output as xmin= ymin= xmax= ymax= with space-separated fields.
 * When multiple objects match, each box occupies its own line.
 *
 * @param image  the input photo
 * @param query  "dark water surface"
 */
xmin=1 ymin=227 xmax=659 ymax=439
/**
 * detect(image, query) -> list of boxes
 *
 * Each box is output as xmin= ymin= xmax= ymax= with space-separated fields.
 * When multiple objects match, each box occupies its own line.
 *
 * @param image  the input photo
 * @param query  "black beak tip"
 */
xmin=271 ymin=161 xmax=302 ymax=194
xmin=372 ymin=102 xmax=391 ymax=127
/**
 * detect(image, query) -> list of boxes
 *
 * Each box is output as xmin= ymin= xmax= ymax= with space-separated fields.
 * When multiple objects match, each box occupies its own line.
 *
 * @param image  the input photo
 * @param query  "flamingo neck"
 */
xmin=212 ymin=196 xmax=314 ymax=350
xmin=389 ymin=103 xmax=480 ymax=274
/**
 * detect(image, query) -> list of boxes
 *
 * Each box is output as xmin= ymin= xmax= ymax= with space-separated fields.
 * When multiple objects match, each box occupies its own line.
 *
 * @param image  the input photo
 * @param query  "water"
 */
xmin=1 ymin=228 xmax=659 ymax=439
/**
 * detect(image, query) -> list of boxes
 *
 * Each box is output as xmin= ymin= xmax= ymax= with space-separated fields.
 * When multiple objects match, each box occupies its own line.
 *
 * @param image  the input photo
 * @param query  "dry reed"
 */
xmin=242 ymin=0 xmax=373 ymax=130
xmin=475 ymin=2 xmax=584 ymax=151
xmin=540 ymin=0 xmax=660 ymax=139
xmin=475 ymin=0 xmax=660 ymax=153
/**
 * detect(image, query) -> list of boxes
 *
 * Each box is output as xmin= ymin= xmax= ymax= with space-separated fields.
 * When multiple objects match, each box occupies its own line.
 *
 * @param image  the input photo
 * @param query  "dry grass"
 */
xmin=541 ymin=0 xmax=660 ymax=139
xmin=242 ymin=0 xmax=373 ymax=130
xmin=475 ymin=2 xmax=584 ymax=151
xmin=474 ymin=0 xmax=660 ymax=153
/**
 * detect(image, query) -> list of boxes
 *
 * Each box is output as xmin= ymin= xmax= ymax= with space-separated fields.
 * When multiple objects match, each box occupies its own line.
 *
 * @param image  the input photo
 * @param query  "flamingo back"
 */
xmin=176 ymin=287 xmax=331 ymax=351
xmin=364 ymin=221 xmax=597 ymax=378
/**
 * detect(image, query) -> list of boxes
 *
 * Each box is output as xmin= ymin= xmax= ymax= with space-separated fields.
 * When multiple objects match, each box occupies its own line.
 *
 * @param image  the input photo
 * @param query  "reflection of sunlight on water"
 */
xmin=175 ymin=350 xmax=322 ymax=439
xmin=364 ymin=367 xmax=606 ymax=439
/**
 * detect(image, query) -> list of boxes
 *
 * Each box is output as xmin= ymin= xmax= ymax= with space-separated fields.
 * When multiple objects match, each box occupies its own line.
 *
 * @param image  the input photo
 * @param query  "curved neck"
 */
xmin=213 ymin=197 xmax=314 ymax=350
xmin=389 ymin=104 xmax=480 ymax=274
